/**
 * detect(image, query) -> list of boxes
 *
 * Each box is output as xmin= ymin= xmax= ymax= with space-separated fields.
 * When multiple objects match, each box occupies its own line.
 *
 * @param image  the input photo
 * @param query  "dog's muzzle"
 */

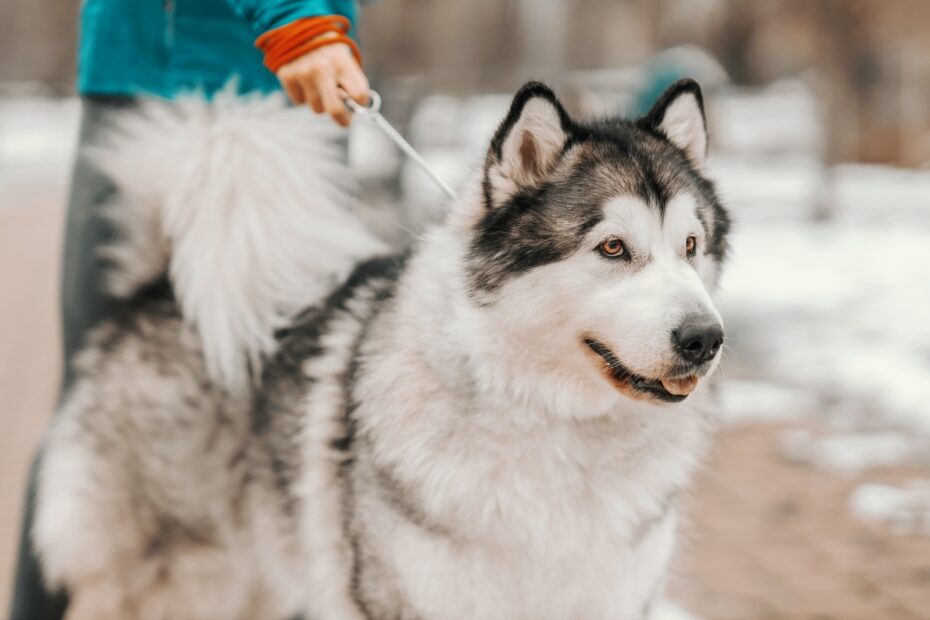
xmin=584 ymin=338 xmax=692 ymax=403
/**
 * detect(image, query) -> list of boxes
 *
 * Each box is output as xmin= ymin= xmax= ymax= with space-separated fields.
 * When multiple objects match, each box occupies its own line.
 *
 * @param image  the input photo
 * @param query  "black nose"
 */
xmin=673 ymin=321 xmax=724 ymax=365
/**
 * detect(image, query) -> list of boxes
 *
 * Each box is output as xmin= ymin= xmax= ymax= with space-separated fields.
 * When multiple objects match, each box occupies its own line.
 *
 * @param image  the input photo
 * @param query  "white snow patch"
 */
xmin=0 ymin=96 xmax=80 ymax=213
xmin=849 ymin=481 xmax=930 ymax=536
xmin=717 ymin=216 xmax=930 ymax=436
xmin=650 ymin=600 xmax=701 ymax=620
xmin=779 ymin=430 xmax=928 ymax=475
xmin=0 ymin=96 xmax=80 ymax=169
xmin=709 ymin=154 xmax=824 ymax=218
xmin=715 ymin=379 xmax=817 ymax=425
xmin=711 ymin=79 xmax=825 ymax=157
xmin=831 ymin=164 xmax=930 ymax=218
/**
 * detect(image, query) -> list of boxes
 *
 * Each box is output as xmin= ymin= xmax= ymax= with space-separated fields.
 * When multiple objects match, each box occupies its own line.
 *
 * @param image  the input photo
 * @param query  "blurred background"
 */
xmin=2 ymin=1 xmax=930 ymax=618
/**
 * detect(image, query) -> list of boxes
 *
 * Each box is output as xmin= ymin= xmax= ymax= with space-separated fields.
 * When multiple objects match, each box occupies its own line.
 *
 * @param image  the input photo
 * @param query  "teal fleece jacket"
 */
xmin=78 ymin=0 xmax=359 ymax=97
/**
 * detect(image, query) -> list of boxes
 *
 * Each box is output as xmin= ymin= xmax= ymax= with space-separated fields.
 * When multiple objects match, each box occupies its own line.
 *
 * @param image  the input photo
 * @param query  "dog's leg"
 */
xmin=62 ymin=547 xmax=257 ymax=620
xmin=64 ymin=575 xmax=129 ymax=620
xmin=34 ymin=405 xmax=259 ymax=620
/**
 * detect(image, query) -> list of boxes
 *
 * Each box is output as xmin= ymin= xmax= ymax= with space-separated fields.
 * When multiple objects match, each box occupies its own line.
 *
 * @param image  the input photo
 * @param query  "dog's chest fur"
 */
xmin=296 ymin=251 xmax=712 ymax=620
xmin=356 ymin=407 xmax=699 ymax=619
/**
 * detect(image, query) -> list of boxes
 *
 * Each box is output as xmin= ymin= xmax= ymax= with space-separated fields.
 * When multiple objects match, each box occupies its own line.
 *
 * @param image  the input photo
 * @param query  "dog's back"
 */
xmin=37 ymin=260 xmax=405 ymax=620
xmin=34 ymin=91 xmax=392 ymax=619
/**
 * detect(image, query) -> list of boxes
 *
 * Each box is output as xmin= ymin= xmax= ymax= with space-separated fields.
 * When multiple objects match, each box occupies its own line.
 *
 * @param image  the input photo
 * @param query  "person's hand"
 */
xmin=277 ymin=32 xmax=369 ymax=127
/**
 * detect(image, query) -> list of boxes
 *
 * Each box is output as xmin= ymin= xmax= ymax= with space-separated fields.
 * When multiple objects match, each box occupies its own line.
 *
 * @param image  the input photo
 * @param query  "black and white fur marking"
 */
xmin=35 ymin=80 xmax=730 ymax=620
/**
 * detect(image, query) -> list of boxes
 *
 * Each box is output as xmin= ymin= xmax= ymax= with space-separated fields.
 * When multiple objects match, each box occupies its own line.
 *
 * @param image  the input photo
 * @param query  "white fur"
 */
xmin=36 ymin=88 xmax=724 ymax=620
xmin=579 ymin=194 xmax=722 ymax=378
xmin=299 ymin=294 xmax=384 ymax=620
xmin=34 ymin=398 xmax=118 ymax=591
xmin=35 ymin=375 xmax=259 ymax=620
xmin=329 ymin=210 xmax=717 ymax=618
xmin=292 ymin=102 xmax=722 ymax=616
xmin=92 ymin=87 xmax=389 ymax=389
xmin=450 ymin=192 xmax=721 ymax=403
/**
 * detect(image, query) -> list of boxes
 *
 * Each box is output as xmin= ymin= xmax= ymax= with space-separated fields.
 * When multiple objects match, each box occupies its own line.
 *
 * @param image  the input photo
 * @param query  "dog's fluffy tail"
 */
xmin=91 ymin=87 xmax=389 ymax=390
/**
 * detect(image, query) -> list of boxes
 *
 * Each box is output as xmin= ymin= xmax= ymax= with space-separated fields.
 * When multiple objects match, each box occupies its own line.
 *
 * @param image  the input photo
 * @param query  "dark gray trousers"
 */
xmin=9 ymin=95 xmax=134 ymax=620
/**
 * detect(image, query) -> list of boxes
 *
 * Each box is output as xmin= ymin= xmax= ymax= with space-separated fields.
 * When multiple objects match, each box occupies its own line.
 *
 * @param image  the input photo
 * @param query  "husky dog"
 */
xmin=35 ymin=79 xmax=729 ymax=620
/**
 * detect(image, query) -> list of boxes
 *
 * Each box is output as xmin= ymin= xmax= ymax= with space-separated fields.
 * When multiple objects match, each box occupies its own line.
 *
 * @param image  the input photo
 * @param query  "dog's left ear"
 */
xmin=484 ymin=82 xmax=572 ymax=207
xmin=638 ymin=79 xmax=708 ymax=167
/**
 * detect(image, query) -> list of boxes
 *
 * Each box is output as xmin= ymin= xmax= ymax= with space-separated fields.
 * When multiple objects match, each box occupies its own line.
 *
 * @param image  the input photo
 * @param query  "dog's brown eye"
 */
xmin=599 ymin=237 xmax=625 ymax=258
xmin=686 ymin=235 xmax=697 ymax=257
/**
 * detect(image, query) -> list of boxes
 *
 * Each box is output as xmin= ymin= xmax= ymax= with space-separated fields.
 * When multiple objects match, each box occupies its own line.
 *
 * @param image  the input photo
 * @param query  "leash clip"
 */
xmin=340 ymin=88 xmax=457 ymax=200
xmin=340 ymin=89 xmax=382 ymax=118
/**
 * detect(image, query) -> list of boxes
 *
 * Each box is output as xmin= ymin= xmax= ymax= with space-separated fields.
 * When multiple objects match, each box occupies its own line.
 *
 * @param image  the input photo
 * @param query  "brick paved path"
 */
xmin=2 ymin=193 xmax=929 ymax=619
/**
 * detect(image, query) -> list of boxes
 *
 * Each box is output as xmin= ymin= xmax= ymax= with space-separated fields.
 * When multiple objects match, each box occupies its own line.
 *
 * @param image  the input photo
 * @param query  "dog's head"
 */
xmin=461 ymin=80 xmax=730 ymax=406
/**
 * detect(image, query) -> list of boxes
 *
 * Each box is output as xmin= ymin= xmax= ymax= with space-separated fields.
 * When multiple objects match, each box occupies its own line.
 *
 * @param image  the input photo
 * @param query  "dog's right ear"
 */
xmin=483 ymin=82 xmax=572 ymax=209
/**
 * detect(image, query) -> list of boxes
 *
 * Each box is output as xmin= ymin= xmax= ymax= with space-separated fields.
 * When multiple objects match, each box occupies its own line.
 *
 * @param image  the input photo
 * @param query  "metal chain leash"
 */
xmin=342 ymin=89 xmax=457 ymax=200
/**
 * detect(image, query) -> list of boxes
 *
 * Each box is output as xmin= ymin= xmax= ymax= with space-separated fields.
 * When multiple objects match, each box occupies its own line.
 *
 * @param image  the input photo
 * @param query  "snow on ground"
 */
xmin=0 ymin=96 xmax=79 ymax=213
xmin=714 ymin=379 xmax=817 ymax=425
xmin=715 ymin=163 xmax=930 ymax=530
xmin=849 ymin=481 xmax=930 ymax=537
xmin=705 ymin=85 xmax=930 ymax=532
xmin=780 ymin=429 xmax=930 ymax=475
xmin=0 ymin=96 xmax=79 ymax=169
xmin=651 ymin=600 xmax=701 ymax=620
xmin=717 ymin=201 xmax=930 ymax=433
xmin=711 ymin=79 xmax=825 ymax=156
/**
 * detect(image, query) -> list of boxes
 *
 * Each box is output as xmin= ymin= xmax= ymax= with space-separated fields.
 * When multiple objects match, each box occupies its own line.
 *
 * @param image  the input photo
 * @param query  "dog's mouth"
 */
xmin=583 ymin=338 xmax=697 ymax=404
